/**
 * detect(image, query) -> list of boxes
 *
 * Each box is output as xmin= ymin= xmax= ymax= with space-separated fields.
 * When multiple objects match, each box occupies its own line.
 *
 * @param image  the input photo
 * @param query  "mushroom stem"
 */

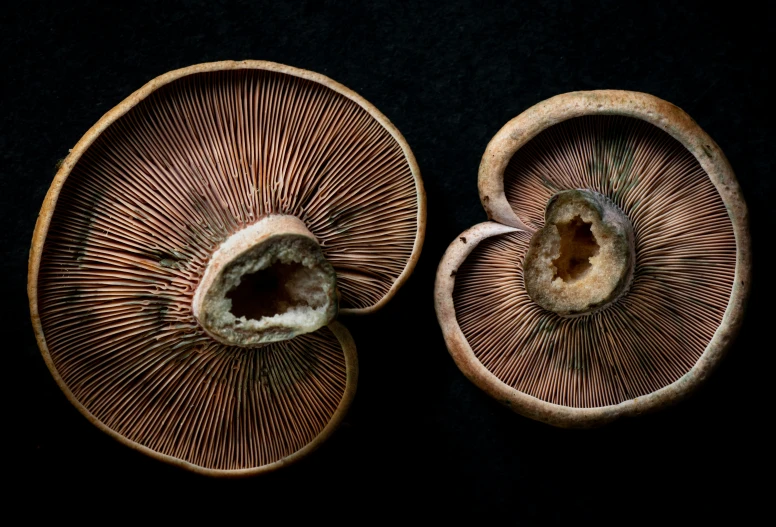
xmin=192 ymin=215 xmax=338 ymax=347
xmin=523 ymin=189 xmax=635 ymax=316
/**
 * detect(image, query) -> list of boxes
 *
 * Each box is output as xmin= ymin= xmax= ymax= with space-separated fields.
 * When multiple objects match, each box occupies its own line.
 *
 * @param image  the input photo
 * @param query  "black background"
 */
xmin=3 ymin=1 xmax=769 ymax=522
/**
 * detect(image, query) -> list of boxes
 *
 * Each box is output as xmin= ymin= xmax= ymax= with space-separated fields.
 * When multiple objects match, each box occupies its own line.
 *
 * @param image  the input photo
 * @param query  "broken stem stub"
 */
xmin=192 ymin=215 xmax=338 ymax=347
xmin=523 ymin=189 xmax=635 ymax=317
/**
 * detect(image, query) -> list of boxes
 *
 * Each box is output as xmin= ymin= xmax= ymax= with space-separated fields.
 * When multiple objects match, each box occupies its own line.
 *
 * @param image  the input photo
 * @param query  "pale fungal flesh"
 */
xmin=192 ymin=215 xmax=338 ymax=347
xmin=436 ymin=91 xmax=750 ymax=427
xmin=29 ymin=61 xmax=424 ymax=474
xmin=523 ymin=189 xmax=634 ymax=316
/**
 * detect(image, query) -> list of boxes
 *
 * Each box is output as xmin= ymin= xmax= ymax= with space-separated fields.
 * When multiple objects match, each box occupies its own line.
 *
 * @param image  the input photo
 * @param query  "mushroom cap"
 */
xmin=29 ymin=60 xmax=423 ymax=473
xmin=31 ymin=60 xmax=425 ymax=315
xmin=436 ymin=90 xmax=750 ymax=427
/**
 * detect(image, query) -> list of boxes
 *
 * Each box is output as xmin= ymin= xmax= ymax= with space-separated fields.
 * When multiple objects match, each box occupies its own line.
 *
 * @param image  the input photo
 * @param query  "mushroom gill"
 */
xmin=437 ymin=92 xmax=749 ymax=427
xmin=30 ymin=61 xmax=423 ymax=474
xmin=461 ymin=116 xmax=735 ymax=406
xmin=48 ymin=67 xmax=421 ymax=314
xmin=44 ymin=321 xmax=354 ymax=473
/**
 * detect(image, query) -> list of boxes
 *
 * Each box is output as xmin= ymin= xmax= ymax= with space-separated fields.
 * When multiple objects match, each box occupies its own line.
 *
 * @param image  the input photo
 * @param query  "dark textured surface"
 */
xmin=3 ymin=1 xmax=769 ymax=521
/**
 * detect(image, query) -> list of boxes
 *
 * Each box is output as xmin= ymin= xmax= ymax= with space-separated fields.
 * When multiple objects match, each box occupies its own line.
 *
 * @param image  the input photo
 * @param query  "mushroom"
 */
xmin=435 ymin=91 xmax=749 ymax=427
xmin=29 ymin=61 xmax=425 ymax=475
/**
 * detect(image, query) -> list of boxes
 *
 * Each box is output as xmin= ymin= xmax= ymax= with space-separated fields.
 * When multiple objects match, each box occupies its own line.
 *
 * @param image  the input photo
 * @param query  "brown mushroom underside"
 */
xmin=437 ymin=101 xmax=746 ymax=425
xmin=30 ymin=61 xmax=423 ymax=474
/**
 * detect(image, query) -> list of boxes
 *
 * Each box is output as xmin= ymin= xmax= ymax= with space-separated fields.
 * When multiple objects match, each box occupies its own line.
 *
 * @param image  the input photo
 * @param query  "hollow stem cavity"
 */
xmin=523 ymin=189 xmax=634 ymax=316
xmin=552 ymin=216 xmax=600 ymax=282
xmin=192 ymin=215 xmax=338 ymax=346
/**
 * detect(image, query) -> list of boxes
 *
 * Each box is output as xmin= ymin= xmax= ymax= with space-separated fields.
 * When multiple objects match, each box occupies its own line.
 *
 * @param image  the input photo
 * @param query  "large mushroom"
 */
xmin=435 ymin=91 xmax=749 ymax=427
xmin=29 ymin=61 xmax=425 ymax=475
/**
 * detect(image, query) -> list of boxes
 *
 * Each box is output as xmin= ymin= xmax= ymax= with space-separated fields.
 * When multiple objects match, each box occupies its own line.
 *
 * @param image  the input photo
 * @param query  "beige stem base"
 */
xmin=192 ymin=215 xmax=338 ymax=346
xmin=523 ymin=189 xmax=634 ymax=316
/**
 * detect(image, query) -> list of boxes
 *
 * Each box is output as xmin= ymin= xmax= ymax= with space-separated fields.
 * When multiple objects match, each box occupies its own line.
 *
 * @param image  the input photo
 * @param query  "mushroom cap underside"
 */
xmin=30 ymin=60 xmax=425 ymax=317
xmin=437 ymin=91 xmax=749 ymax=427
xmin=42 ymin=320 xmax=357 ymax=475
xmin=29 ymin=60 xmax=423 ymax=473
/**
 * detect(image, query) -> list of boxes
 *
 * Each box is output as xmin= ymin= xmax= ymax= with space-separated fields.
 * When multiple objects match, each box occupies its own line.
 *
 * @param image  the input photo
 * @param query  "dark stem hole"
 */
xmin=227 ymin=262 xmax=310 ymax=320
xmin=552 ymin=216 xmax=600 ymax=282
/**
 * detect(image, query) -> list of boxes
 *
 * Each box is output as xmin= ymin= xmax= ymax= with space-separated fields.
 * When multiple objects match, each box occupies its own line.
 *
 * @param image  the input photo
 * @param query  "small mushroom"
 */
xmin=436 ymin=91 xmax=750 ymax=427
xmin=29 ymin=61 xmax=425 ymax=475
